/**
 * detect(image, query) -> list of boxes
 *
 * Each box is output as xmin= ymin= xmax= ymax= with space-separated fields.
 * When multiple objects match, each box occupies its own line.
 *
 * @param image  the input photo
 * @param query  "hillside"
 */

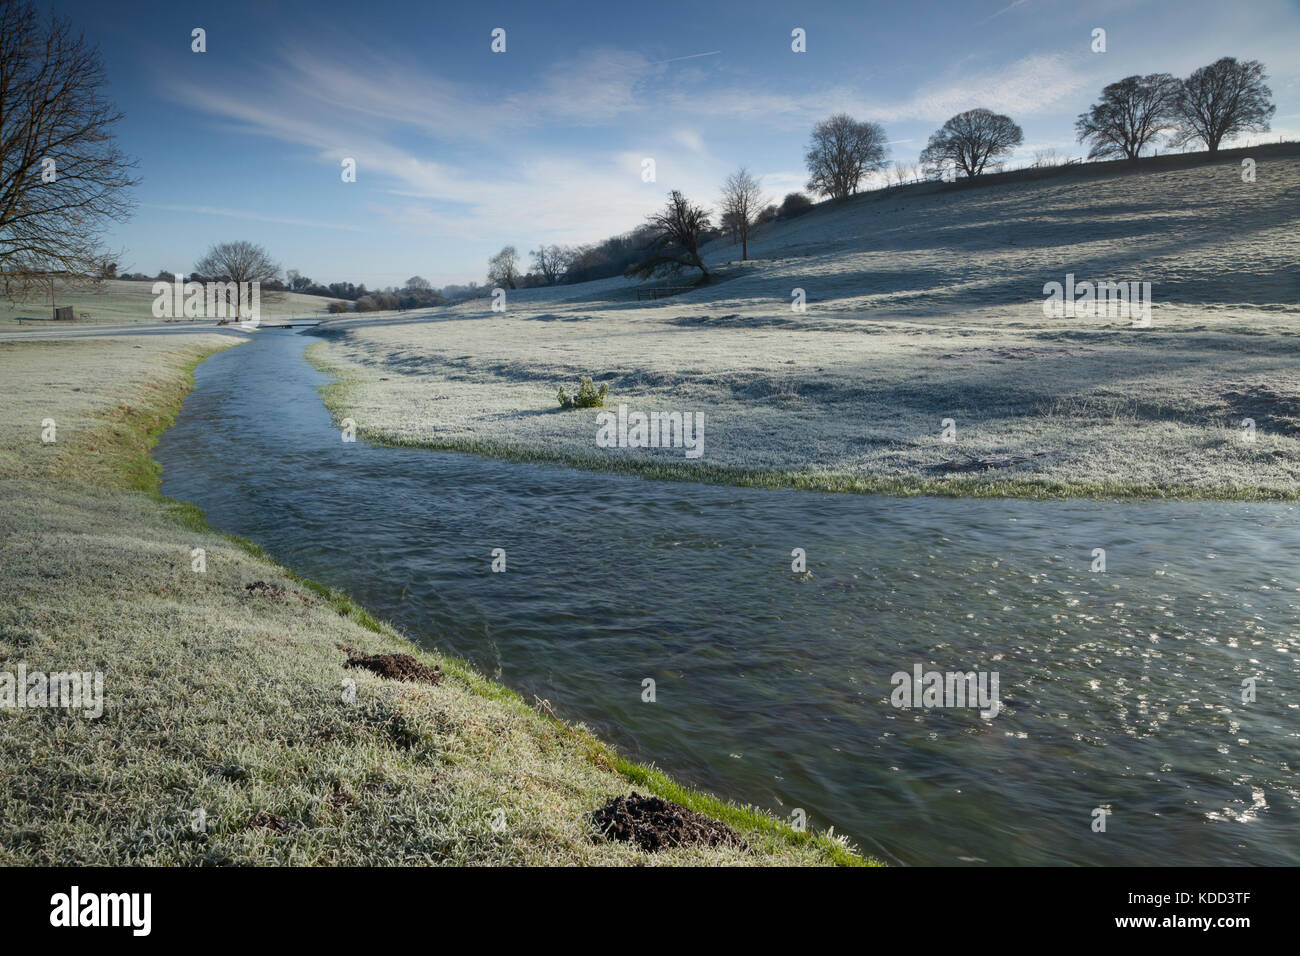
xmin=309 ymin=146 xmax=1300 ymax=499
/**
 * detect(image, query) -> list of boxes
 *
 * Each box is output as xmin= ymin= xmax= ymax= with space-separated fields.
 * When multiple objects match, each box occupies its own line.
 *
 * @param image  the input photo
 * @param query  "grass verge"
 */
xmin=0 ymin=335 xmax=871 ymax=865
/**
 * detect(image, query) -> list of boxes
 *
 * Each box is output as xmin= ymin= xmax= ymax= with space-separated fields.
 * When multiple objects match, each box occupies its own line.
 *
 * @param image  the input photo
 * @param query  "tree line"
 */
xmin=483 ymin=183 xmax=819 ymax=290
xmin=480 ymin=56 xmax=1275 ymax=289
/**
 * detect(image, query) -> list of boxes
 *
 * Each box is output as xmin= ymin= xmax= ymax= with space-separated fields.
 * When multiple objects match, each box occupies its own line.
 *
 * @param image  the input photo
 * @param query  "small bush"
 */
xmin=557 ymin=377 xmax=609 ymax=409
xmin=780 ymin=192 xmax=813 ymax=218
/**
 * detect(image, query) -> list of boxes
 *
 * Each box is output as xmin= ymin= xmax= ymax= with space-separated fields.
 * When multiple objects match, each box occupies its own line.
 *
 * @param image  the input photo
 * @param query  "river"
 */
xmin=154 ymin=329 xmax=1300 ymax=866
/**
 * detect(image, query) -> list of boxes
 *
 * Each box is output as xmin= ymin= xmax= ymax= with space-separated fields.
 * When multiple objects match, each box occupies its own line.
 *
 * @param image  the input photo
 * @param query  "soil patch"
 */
xmin=590 ymin=792 xmax=744 ymax=852
xmin=245 ymin=811 xmax=290 ymax=832
xmin=244 ymin=580 xmax=286 ymax=599
xmin=345 ymin=653 xmax=442 ymax=685
xmin=930 ymin=452 xmax=1050 ymax=473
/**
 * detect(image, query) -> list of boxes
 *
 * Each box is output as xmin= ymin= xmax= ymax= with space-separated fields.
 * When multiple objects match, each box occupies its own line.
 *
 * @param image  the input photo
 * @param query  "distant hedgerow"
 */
xmin=557 ymin=377 xmax=609 ymax=409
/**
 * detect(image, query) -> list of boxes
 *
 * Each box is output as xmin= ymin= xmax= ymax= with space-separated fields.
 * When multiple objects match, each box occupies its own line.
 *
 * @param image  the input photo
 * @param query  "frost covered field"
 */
xmin=310 ymin=149 xmax=1300 ymax=499
xmin=0 ymin=279 xmax=337 ymax=328
xmin=0 ymin=335 xmax=856 ymax=865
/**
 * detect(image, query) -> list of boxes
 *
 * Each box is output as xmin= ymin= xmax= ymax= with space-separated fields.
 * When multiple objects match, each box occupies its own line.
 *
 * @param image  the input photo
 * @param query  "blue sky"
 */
xmin=42 ymin=0 xmax=1300 ymax=288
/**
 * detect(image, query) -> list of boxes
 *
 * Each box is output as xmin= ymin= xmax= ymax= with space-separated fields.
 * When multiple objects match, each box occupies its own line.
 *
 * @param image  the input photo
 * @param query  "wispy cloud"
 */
xmin=144 ymin=203 xmax=368 ymax=232
xmin=162 ymin=45 xmax=733 ymax=246
xmin=893 ymin=52 xmax=1093 ymax=121
xmin=982 ymin=0 xmax=1032 ymax=23
xmin=158 ymin=14 xmax=1295 ymax=271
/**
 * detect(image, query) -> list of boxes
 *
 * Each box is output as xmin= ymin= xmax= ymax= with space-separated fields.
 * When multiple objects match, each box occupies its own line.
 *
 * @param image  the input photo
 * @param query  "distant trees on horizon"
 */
xmin=804 ymin=114 xmax=890 ymax=200
xmin=299 ymin=55 xmax=1284 ymax=302
xmin=625 ymin=190 xmax=713 ymax=282
xmin=169 ymin=56 xmax=1278 ymax=306
xmin=1167 ymin=57 xmax=1275 ymax=154
xmin=530 ymin=245 xmax=566 ymax=284
xmin=718 ymin=167 xmax=767 ymax=261
xmin=920 ymin=108 xmax=1025 ymax=179
xmin=1076 ymin=58 xmax=1274 ymax=160
xmin=5 ymin=0 xmax=1279 ymax=311
xmin=1075 ymin=73 xmax=1182 ymax=160
xmin=487 ymin=245 xmax=521 ymax=289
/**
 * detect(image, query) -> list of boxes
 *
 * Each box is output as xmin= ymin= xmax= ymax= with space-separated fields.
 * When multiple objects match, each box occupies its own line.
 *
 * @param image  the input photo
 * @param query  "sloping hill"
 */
xmin=695 ymin=141 xmax=1298 ymax=318
xmin=309 ymin=146 xmax=1300 ymax=499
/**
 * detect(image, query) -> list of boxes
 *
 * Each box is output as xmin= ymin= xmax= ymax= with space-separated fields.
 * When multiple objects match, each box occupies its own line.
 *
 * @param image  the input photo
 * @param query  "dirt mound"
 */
xmin=244 ymin=580 xmax=286 ymax=599
xmin=245 ymin=811 xmax=289 ymax=832
xmin=590 ymin=793 xmax=744 ymax=852
xmin=930 ymin=451 xmax=1051 ymax=473
xmin=345 ymin=653 xmax=442 ymax=685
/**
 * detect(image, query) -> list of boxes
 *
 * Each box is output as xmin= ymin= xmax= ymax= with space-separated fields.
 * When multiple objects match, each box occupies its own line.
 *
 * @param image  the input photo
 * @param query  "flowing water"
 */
xmin=155 ymin=330 xmax=1300 ymax=866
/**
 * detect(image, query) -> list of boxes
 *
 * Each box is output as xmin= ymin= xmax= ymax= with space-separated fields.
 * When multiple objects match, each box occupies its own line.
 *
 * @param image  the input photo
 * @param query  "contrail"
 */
xmin=653 ymin=50 xmax=722 ymax=64
xmin=983 ymin=0 xmax=1030 ymax=23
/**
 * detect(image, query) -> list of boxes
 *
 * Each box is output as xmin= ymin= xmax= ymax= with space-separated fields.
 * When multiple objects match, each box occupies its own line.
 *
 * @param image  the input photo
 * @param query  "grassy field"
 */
xmin=0 ymin=334 xmax=865 ymax=865
xmin=308 ymin=148 xmax=1300 ymax=500
xmin=0 ymin=278 xmax=339 ymax=328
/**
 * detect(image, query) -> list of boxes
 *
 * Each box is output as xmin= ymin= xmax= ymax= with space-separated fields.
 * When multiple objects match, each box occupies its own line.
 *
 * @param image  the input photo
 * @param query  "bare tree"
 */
xmin=1170 ymin=57 xmax=1274 ymax=154
xmin=195 ymin=241 xmax=280 ymax=285
xmin=718 ymin=166 xmax=766 ymax=260
xmin=920 ymin=109 xmax=1024 ymax=178
xmin=1075 ymin=74 xmax=1180 ymax=160
xmin=890 ymin=161 xmax=924 ymax=186
xmin=405 ymin=275 xmax=432 ymax=291
xmin=194 ymin=240 xmax=281 ymax=315
xmin=529 ymin=244 xmax=567 ymax=284
xmin=564 ymin=243 xmax=604 ymax=279
xmin=487 ymin=245 xmax=519 ymax=288
xmin=719 ymin=209 xmax=741 ymax=244
xmin=0 ymin=0 xmax=138 ymax=300
xmin=626 ymin=190 xmax=712 ymax=282
xmin=804 ymin=114 xmax=889 ymax=200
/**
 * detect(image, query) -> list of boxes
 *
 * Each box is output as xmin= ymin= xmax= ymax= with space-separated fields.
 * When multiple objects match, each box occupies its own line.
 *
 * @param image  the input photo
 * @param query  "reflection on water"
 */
xmin=155 ymin=331 xmax=1300 ymax=866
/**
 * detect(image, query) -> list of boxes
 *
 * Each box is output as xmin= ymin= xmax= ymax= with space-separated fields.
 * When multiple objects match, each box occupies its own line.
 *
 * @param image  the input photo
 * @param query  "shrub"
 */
xmin=780 ymin=192 xmax=813 ymax=218
xmin=557 ymin=377 xmax=609 ymax=409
